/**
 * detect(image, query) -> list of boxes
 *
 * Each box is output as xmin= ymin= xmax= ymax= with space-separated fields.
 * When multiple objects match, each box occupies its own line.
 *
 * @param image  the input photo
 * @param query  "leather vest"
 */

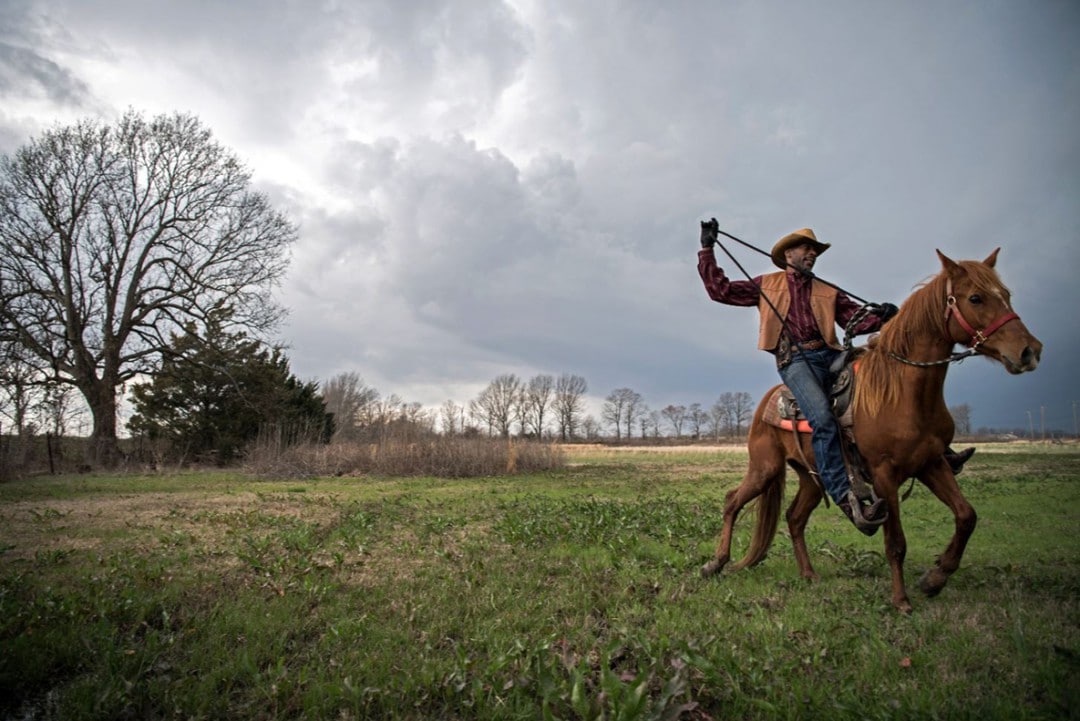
xmin=757 ymin=271 xmax=840 ymax=351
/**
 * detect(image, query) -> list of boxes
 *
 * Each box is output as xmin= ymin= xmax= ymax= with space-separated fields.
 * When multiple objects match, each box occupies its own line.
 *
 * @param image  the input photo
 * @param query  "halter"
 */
xmin=886 ymin=277 xmax=1021 ymax=367
xmin=943 ymin=277 xmax=1020 ymax=350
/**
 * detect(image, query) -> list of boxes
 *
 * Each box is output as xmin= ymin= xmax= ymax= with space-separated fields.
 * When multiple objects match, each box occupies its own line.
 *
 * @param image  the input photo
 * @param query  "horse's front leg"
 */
xmin=875 ymin=479 xmax=912 ymax=613
xmin=916 ymin=458 xmax=977 ymax=597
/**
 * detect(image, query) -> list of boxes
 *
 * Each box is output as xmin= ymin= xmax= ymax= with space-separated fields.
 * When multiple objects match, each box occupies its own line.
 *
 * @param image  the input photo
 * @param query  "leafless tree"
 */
xmin=950 ymin=403 xmax=973 ymax=436
xmin=638 ymin=404 xmax=652 ymax=439
xmin=708 ymin=400 xmax=726 ymax=441
xmin=647 ymin=409 xmax=662 ymax=438
xmin=732 ymin=391 xmax=754 ymax=437
xmin=554 ymin=373 xmax=587 ymax=441
xmin=712 ymin=391 xmax=754 ymax=438
xmin=713 ymin=393 xmax=736 ymax=438
xmin=603 ymin=387 xmax=643 ymax=440
xmin=0 ymin=352 xmax=36 ymax=435
xmin=688 ymin=402 xmax=706 ymax=439
xmin=0 ymin=111 xmax=295 ymax=466
xmin=322 ymin=372 xmax=379 ymax=442
xmin=623 ymin=391 xmax=645 ymax=440
xmin=470 ymin=374 xmax=521 ymax=437
xmin=439 ymin=399 xmax=464 ymax=436
xmin=524 ymin=374 xmax=554 ymax=439
xmin=38 ymin=381 xmax=80 ymax=438
xmin=661 ymin=404 xmax=687 ymax=438
xmin=371 ymin=393 xmax=403 ymax=441
xmin=581 ymin=415 xmax=600 ymax=440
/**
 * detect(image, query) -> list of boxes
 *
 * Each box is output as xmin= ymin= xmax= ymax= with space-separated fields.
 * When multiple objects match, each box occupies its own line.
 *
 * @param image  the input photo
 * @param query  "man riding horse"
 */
xmin=696 ymin=220 xmax=974 ymax=535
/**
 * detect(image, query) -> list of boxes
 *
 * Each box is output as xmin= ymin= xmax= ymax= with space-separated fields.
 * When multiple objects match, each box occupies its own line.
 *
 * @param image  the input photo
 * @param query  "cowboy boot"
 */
xmin=945 ymin=446 xmax=976 ymax=474
xmin=838 ymin=490 xmax=887 ymax=537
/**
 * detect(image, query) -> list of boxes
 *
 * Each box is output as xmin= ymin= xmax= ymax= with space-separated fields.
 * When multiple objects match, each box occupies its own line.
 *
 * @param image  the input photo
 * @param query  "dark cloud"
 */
xmin=0 ymin=42 xmax=89 ymax=103
xmin=1 ymin=1 xmax=1077 ymax=430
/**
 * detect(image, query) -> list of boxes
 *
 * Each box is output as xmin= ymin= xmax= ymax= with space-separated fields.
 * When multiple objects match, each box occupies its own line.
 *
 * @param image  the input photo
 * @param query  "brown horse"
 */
xmin=700 ymin=249 xmax=1042 ymax=612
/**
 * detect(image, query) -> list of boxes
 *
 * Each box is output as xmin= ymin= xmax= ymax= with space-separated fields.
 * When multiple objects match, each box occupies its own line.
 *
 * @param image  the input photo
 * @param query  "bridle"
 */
xmin=887 ymin=277 xmax=1020 ymax=367
xmin=943 ymin=277 xmax=1020 ymax=351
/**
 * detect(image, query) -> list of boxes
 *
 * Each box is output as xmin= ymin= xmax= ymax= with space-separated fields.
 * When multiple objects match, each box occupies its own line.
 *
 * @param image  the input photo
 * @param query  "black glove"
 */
xmin=700 ymin=217 xmax=719 ymax=249
xmin=875 ymin=302 xmax=899 ymax=324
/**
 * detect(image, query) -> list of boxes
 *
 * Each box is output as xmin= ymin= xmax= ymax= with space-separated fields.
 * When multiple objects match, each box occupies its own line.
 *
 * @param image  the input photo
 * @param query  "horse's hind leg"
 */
xmin=916 ymin=460 xmax=977 ymax=597
xmin=786 ymin=463 xmax=824 ymax=581
xmin=701 ymin=437 xmax=785 ymax=578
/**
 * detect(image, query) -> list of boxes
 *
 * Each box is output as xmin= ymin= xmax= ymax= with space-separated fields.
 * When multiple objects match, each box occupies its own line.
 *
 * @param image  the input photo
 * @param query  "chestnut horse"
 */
xmin=700 ymin=249 xmax=1042 ymax=612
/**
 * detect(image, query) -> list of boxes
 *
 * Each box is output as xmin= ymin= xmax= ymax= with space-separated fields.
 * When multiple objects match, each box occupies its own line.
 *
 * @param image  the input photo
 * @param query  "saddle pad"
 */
xmin=760 ymin=386 xmax=813 ymax=434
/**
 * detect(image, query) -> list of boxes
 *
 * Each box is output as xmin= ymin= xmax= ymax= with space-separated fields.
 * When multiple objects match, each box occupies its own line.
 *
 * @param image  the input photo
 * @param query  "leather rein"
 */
xmin=887 ymin=277 xmax=1020 ymax=367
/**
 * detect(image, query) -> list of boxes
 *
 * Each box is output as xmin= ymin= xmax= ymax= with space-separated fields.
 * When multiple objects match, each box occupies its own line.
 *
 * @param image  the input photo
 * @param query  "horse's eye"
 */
xmin=968 ymin=294 xmax=982 ymax=305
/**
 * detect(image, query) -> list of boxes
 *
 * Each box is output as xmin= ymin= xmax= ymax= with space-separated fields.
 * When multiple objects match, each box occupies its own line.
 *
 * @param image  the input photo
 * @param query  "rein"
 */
xmin=885 ymin=277 xmax=1021 ymax=368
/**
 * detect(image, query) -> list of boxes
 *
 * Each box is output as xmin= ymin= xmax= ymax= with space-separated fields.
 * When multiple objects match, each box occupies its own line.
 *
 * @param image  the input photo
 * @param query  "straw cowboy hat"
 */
xmin=770 ymin=228 xmax=831 ymax=269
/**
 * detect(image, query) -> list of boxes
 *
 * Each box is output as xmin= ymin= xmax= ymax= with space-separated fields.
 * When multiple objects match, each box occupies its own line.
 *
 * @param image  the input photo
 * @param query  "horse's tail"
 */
xmin=731 ymin=404 xmax=787 ymax=571
xmin=730 ymin=474 xmax=784 ymax=570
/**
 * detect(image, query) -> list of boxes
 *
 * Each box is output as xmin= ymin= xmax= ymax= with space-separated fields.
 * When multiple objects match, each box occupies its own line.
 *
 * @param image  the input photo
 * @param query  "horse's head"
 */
xmin=936 ymin=248 xmax=1042 ymax=374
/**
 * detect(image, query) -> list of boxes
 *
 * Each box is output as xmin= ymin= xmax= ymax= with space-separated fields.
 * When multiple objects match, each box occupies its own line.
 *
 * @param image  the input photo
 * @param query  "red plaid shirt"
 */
xmin=697 ymin=248 xmax=880 ymax=343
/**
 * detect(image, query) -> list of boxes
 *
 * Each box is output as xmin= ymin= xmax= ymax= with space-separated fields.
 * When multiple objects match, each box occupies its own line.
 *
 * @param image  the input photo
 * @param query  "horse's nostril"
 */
xmin=1020 ymin=346 xmax=1036 ymax=367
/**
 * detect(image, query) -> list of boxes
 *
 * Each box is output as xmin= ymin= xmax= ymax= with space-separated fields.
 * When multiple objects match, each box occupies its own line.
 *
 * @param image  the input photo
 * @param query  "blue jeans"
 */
xmin=778 ymin=348 xmax=850 ymax=504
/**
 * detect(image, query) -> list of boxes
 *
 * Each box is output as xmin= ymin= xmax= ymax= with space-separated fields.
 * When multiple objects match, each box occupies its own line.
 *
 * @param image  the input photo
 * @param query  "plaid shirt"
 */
xmin=697 ymin=248 xmax=880 ymax=343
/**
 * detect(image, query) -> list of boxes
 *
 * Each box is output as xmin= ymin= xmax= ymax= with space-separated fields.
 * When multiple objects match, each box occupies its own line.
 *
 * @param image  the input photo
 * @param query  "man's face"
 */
xmin=785 ymin=242 xmax=817 ymax=273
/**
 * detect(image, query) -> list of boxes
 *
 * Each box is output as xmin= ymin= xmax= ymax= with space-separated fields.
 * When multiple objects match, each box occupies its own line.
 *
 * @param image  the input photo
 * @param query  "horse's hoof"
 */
xmin=918 ymin=569 xmax=946 ymax=597
xmin=701 ymin=560 xmax=723 ymax=578
xmin=893 ymin=597 xmax=914 ymax=614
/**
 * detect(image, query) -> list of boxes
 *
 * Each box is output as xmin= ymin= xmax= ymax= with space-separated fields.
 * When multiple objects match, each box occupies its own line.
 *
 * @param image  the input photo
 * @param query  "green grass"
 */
xmin=1 ymin=444 xmax=1078 ymax=719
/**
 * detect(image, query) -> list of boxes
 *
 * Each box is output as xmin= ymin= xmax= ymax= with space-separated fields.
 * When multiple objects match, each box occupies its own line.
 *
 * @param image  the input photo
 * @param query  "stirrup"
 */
xmin=842 ymin=491 xmax=887 ymax=536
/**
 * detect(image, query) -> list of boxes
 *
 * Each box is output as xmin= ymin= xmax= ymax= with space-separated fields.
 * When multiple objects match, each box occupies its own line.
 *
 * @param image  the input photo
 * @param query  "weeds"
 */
xmin=0 ymin=445 xmax=1077 ymax=719
xmin=244 ymin=436 xmax=566 ymax=479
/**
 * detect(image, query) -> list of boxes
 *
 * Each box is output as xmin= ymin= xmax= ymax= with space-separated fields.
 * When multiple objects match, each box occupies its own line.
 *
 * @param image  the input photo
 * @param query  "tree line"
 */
xmin=320 ymin=371 xmax=756 ymax=445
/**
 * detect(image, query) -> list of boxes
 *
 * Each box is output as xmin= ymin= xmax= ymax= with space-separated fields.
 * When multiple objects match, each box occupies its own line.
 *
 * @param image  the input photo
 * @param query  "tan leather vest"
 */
xmin=757 ymin=271 xmax=840 ymax=351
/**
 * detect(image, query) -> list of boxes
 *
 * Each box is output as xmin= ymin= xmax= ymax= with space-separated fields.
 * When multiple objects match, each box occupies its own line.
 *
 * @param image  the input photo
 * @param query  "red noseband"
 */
xmin=944 ymin=280 xmax=1020 ymax=349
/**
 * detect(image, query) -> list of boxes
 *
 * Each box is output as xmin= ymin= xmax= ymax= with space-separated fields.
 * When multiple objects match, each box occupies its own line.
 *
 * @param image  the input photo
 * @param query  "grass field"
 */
xmin=1 ymin=443 xmax=1078 ymax=720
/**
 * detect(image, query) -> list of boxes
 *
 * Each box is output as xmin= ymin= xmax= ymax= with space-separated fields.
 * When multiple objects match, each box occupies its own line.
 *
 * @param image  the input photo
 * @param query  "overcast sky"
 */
xmin=2 ymin=0 xmax=1078 ymax=434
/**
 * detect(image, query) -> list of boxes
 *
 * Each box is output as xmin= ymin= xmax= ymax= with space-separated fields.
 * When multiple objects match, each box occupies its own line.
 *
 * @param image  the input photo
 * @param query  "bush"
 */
xmin=243 ymin=436 xmax=565 ymax=479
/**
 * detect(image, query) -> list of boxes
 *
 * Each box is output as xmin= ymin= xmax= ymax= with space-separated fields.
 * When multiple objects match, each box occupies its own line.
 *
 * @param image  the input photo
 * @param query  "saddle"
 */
xmin=761 ymin=348 xmax=860 ymax=432
xmin=761 ymin=348 xmax=875 ymax=500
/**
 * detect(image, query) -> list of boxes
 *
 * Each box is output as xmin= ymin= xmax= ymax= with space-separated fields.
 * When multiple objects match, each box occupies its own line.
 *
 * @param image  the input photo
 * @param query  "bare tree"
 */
xmin=647 ymin=409 xmax=662 ymax=438
xmin=0 ymin=353 xmax=36 ymax=436
xmin=602 ymin=388 xmax=629 ymax=439
xmin=371 ymin=393 xmax=402 ymax=441
xmin=554 ymin=373 xmax=587 ymax=441
xmin=470 ymin=374 xmax=521 ymax=437
xmin=581 ymin=414 xmax=601 ymax=440
xmin=0 ymin=111 xmax=295 ymax=466
xmin=708 ymin=400 xmax=726 ymax=441
xmin=322 ymin=372 xmax=379 ymax=442
xmin=732 ymin=391 xmax=754 ymax=437
xmin=439 ymin=399 xmax=464 ymax=436
xmin=713 ymin=393 xmax=736 ymax=438
xmin=524 ymin=374 xmax=554 ymax=439
xmin=602 ymin=387 xmax=644 ymax=440
xmin=688 ymin=402 xmax=706 ymax=439
xmin=623 ymin=390 xmax=645 ymax=440
xmin=950 ymin=403 xmax=973 ymax=436
xmin=661 ymin=404 xmax=687 ymax=438
xmin=38 ymin=381 xmax=80 ymax=438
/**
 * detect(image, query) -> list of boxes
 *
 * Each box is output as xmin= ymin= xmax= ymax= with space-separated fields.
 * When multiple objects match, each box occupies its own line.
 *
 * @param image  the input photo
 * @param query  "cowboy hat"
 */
xmin=771 ymin=228 xmax=830 ymax=269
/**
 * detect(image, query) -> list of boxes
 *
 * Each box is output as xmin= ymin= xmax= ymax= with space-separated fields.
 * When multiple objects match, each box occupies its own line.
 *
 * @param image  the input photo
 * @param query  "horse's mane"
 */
xmin=854 ymin=259 xmax=1010 ymax=418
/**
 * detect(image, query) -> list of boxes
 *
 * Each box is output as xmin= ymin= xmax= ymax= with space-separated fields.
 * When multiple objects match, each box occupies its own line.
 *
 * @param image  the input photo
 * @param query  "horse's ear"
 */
xmin=983 ymin=247 xmax=1000 ymax=268
xmin=936 ymin=249 xmax=961 ymax=277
